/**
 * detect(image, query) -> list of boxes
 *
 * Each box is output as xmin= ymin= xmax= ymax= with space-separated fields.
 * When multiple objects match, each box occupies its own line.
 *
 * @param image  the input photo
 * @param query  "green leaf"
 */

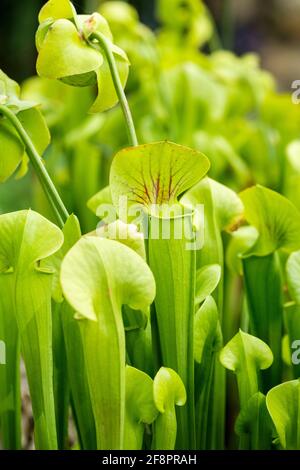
xmin=226 ymin=226 xmax=258 ymax=275
xmin=92 ymin=219 xmax=152 ymax=376
xmin=17 ymin=108 xmax=50 ymax=155
xmin=195 ymin=264 xmax=221 ymax=306
xmin=152 ymin=367 xmax=186 ymax=450
xmin=0 ymin=275 xmax=21 ymax=449
xmin=242 ymin=253 xmax=284 ymax=389
xmin=46 ymin=214 xmax=97 ymax=449
xmin=125 ymin=322 xmax=154 ymax=377
xmin=194 ymin=296 xmax=222 ymax=365
xmin=235 ymin=392 xmax=273 ymax=450
xmin=183 ymin=177 xmax=244 ymax=233
xmin=124 ymin=366 xmax=158 ymax=450
xmin=0 ymin=119 xmax=24 ymax=182
xmin=109 ymin=142 xmax=209 ymax=449
xmin=284 ymin=303 xmax=300 ymax=380
xmin=80 ymin=13 xmax=113 ymax=42
xmin=38 ymin=0 xmax=74 ymax=23
xmin=87 ymin=185 xmax=112 ymax=216
xmin=148 ymin=213 xmax=196 ymax=449
xmin=96 ymin=220 xmax=146 ymax=260
xmin=266 ymin=379 xmax=300 ymax=450
xmin=240 ymin=185 xmax=300 ymax=256
xmin=286 ymin=251 xmax=300 ymax=305
xmin=0 ymin=69 xmax=36 ymax=112
xmin=89 ymin=48 xmax=129 ymax=113
xmin=0 ymin=100 xmax=50 ymax=182
xmin=220 ymin=330 xmax=273 ymax=409
xmin=181 ymin=176 xmax=226 ymax=449
xmin=52 ymin=300 xmax=69 ymax=449
xmin=0 ymin=210 xmax=63 ymax=449
xmin=209 ymin=178 xmax=244 ymax=232
xmin=36 ymin=19 xmax=103 ymax=83
xmin=61 ymin=237 xmax=155 ymax=449
xmin=110 ymin=141 xmax=210 ymax=219
xmin=193 ymin=296 xmax=222 ymax=449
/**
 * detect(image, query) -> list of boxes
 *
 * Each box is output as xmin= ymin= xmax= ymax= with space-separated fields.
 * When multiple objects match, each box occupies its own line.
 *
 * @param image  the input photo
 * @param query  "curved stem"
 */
xmin=90 ymin=32 xmax=138 ymax=147
xmin=0 ymin=105 xmax=69 ymax=227
xmin=43 ymin=185 xmax=65 ymax=228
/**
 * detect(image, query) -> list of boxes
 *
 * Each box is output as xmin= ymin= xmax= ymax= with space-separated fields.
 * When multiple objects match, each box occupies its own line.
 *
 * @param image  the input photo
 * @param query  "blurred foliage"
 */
xmin=1 ymin=0 xmax=300 ymax=232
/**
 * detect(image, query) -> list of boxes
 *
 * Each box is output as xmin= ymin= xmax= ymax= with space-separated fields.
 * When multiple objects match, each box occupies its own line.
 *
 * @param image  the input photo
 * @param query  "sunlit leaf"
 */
xmin=0 ymin=210 xmax=63 ymax=449
xmin=266 ymin=379 xmax=300 ymax=450
xmin=36 ymin=19 xmax=103 ymax=83
xmin=61 ymin=237 xmax=155 ymax=449
xmin=110 ymin=141 xmax=210 ymax=219
xmin=124 ymin=366 xmax=157 ymax=449
xmin=240 ymin=185 xmax=300 ymax=256
xmin=195 ymin=264 xmax=221 ymax=305
xmin=235 ymin=392 xmax=273 ymax=450
xmin=220 ymin=330 xmax=273 ymax=408
xmin=286 ymin=251 xmax=300 ymax=305
xmin=152 ymin=367 xmax=186 ymax=450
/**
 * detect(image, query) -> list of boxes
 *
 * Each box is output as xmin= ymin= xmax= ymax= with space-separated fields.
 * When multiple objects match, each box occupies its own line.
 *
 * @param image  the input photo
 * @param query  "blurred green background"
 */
xmin=1 ymin=0 xmax=300 ymax=219
xmin=0 ymin=0 xmax=156 ymax=82
xmin=2 ymin=0 xmax=300 ymax=87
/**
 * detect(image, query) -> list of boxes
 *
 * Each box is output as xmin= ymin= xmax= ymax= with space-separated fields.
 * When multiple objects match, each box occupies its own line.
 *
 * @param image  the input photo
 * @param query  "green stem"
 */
xmin=90 ymin=32 xmax=138 ymax=147
xmin=0 ymin=105 xmax=69 ymax=227
xmin=43 ymin=185 xmax=65 ymax=228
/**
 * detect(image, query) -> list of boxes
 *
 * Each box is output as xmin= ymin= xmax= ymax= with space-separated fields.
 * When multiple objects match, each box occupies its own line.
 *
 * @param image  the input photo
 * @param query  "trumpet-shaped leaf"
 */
xmin=240 ymin=185 xmax=300 ymax=256
xmin=266 ymin=379 xmax=300 ymax=450
xmin=46 ymin=214 xmax=97 ymax=449
xmin=61 ymin=237 xmax=155 ymax=449
xmin=235 ymin=392 xmax=273 ymax=450
xmin=181 ymin=177 xmax=242 ymax=448
xmin=220 ymin=330 xmax=273 ymax=409
xmin=36 ymin=19 xmax=103 ymax=83
xmin=92 ymin=219 xmax=152 ymax=374
xmin=124 ymin=366 xmax=158 ymax=450
xmin=0 ymin=210 xmax=63 ymax=449
xmin=152 ymin=367 xmax=186 ymax=450
xmin=110 ymin=141 xmax=210 ymax=219
xmin=110 ymin=141 xmax=209 ymax=449
xmin=36 ymin=1 xmax=129 ymax=113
